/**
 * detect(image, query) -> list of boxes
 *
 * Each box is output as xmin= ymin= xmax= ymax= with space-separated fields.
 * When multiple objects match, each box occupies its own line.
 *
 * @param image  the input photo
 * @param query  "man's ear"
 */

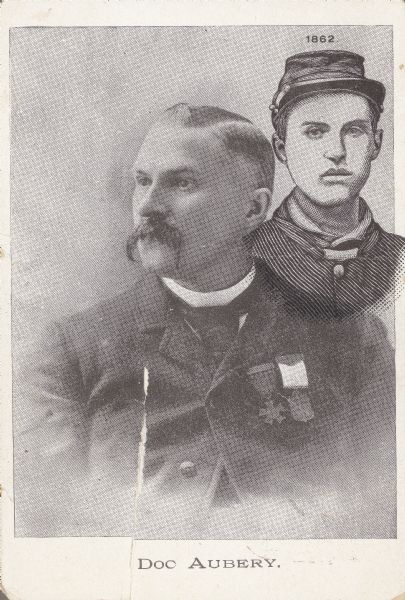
xmin=272 ymin=133 xmax=287 ymax=164
xmin=245 ymin=187 xmax=272 ymax=233
xmin=371 ymin=129 xmax=383 ymax=160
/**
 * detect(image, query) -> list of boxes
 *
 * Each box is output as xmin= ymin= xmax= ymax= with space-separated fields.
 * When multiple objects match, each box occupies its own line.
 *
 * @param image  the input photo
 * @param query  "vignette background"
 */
xmin=11 ymin=26 xmax=394 ymax=354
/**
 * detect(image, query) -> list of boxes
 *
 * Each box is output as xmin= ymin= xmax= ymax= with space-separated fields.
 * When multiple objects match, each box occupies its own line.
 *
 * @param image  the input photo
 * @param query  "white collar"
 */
xmin=161 ymin=265 xmax=256 ymax=308
xmin=330 ymin=208 xmax=372 ymax=248
xmin=287 ymin=194 xmax=372 ymax=246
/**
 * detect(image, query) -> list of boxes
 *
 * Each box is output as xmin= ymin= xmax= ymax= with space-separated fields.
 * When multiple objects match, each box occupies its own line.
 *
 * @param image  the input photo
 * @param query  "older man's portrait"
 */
xmin=12 ymin=27 xmax=401 ymax=539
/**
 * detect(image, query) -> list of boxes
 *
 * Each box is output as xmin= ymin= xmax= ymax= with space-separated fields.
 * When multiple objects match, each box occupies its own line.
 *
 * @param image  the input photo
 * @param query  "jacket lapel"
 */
xmin=158 ymin=311 xmax=207 ymax=368
xmin=133 ymin=271 xmax=207 ymax=369
xmin=207 ymin=278 xmax=309 ymax=395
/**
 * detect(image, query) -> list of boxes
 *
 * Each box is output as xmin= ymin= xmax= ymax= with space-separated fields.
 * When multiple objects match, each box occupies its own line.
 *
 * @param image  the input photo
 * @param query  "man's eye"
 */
xmin=346 ymin=126 xmax=364 ymax=138
xmin=304 ymin=127 xmax=324 ymax=140
xmin=135 ymin=176 xmax=151 ymax=187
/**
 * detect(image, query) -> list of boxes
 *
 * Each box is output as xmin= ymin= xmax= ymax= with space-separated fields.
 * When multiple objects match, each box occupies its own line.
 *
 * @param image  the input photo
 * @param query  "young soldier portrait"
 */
xmin=252 ymin=50 xmax=405 ymax=318
xmin=14 ymin=104 xmax=396 ymax=539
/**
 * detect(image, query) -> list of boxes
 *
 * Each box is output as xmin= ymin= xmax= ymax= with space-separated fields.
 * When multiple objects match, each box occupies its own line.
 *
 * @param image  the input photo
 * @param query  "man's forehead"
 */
xmin=289 ymin=92 xmax=373 ymax=124
xmin=133 ymin=122 xmax=227 ymax=171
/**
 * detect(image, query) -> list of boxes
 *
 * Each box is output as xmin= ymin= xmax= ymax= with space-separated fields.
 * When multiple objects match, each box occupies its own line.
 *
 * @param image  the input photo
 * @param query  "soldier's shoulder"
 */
xmin=250 ymin=217 xmax=278 ymax=243
xmin=375 ymin=227 xmax=405 ymax=254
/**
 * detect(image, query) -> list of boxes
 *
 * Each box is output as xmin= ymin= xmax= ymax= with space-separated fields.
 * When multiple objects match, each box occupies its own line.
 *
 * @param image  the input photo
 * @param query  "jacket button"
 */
xmin=180 ymin=461 xmax=197 ymax=478
xmin=333 ymin=264 xmax=345 ymax=279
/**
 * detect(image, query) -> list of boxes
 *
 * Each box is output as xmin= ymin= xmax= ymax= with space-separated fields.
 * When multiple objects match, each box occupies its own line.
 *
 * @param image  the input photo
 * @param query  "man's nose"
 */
xmin=135 ymin=184 xmax=166 ymax=218
xmin=323 ymin=133 xmax=347 ymax=164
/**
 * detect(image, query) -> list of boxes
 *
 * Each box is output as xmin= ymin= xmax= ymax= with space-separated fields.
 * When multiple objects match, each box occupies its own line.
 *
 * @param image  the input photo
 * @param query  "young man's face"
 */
xmin=280 ymin=92 xmax=382 ymax=207
xmin=131 ymin=123 xmax=259 ymax=280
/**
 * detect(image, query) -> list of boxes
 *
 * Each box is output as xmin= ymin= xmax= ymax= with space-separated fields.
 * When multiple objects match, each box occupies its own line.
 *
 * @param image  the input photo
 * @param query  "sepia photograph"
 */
xmin=10 ymin=24 xmax=404 ymax=543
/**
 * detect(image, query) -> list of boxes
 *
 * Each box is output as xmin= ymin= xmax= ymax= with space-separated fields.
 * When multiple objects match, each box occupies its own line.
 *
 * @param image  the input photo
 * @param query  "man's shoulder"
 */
xmin=56 ymin=271 xmax=165 ymax=347
xmin=63 ymin=282 xmax=138 ymax=329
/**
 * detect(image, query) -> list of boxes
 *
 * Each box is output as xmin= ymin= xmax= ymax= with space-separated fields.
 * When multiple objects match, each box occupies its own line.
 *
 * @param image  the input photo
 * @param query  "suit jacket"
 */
xmin=251 ymin=195 xmax=405 ymax=319
xmin=14 ymin=268 xmax=396 ymax=539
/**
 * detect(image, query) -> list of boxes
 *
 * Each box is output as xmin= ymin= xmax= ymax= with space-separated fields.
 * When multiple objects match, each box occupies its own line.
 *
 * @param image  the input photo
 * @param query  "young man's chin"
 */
xmin=303 ymin=187 xmax=358 ymax=208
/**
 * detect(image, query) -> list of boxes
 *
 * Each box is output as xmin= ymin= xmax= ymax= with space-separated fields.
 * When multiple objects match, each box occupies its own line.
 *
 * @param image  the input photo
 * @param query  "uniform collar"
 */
xmin=283 ymin=188 xmax=373 ymax=247
xmin=161 ymin=265 xmax=256 ymax=308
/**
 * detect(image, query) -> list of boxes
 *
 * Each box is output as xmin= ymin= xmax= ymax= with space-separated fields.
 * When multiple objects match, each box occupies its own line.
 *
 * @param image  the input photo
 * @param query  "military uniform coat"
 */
xmin=251 ymin=194 xmax=405 ymax=318
xmin=14 ymin=268 xmax=396 ymax=539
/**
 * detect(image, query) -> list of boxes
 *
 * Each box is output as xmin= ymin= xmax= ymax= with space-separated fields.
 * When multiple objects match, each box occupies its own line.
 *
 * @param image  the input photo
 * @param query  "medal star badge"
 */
xmin=259 ymin=399 xmax=286 ymax=424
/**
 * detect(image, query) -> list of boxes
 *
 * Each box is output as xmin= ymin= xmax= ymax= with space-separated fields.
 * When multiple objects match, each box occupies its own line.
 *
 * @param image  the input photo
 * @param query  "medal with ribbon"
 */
xmin=248 ymin=353 xmax=314 ymax=425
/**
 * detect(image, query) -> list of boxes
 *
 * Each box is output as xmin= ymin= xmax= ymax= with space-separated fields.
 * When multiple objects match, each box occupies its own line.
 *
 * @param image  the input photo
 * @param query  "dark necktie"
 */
xmin=184 ymin=308 xmax=240 ymax=354
xmin=169 ymin=276 xmax=257 ymax=362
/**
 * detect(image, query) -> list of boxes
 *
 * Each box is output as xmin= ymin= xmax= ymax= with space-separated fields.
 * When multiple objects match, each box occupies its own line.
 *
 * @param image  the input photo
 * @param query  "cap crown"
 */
xmin=280 ymin=50 xmax=365 ymax=87
xmin=270 ymin=50 xmax=385 ymax=128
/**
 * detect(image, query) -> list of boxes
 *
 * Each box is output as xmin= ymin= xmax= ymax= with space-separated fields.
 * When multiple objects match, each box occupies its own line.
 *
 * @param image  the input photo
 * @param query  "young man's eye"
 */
xmin=176 ymin=178 xmax=193 ymax=189
xmin=346 ymin=126 xmax=364 ymax=138
xmin=304 ymin=127 xmax=324 ymax=140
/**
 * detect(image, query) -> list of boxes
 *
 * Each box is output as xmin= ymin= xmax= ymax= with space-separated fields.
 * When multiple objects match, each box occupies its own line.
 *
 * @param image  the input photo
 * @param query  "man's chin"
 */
xmin=138 ymin=240 xmax=178 ymax=277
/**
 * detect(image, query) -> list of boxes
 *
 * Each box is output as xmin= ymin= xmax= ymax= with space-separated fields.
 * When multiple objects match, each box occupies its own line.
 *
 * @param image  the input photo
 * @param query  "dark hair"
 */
xmin=156 ymin=103 xmax=275 ymax=193
xmin=275 ymin=91 xmax=381 ymax=141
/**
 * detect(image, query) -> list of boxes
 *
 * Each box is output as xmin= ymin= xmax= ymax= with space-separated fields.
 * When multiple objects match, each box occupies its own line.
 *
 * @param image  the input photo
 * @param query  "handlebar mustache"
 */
xmin=126 ymin=217 xmax=182 ymax=261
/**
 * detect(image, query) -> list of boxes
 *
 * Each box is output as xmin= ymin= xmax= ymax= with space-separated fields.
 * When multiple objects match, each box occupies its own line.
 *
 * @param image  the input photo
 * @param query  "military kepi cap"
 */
xmin=270 ymin=50 xmax=385 ymax=128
